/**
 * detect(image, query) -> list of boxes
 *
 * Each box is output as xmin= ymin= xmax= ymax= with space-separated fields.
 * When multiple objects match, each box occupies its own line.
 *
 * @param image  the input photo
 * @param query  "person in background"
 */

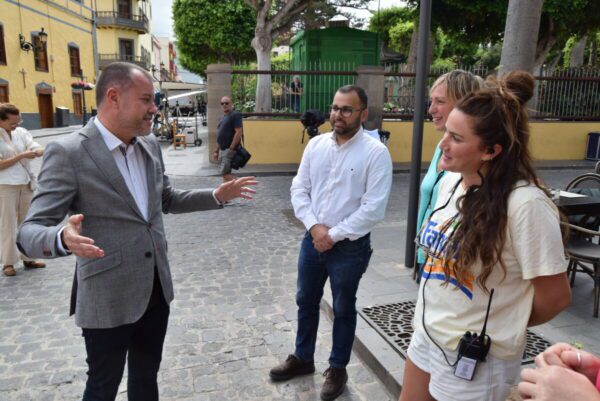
xmin=289 ymin=75 xmax=303 ymax=113
xmin=416 ymin=70 xmax=483 ymax=281
xmin=399 ymin=71 xmax=571 ymax=401
xmin=214 ymin=96 xmax=243 ymax=182
xmin=519 ymin=342 xmax=600 ymax=401
xmin=0 ymin=104 xmax=45 ymax=277
xmin=270 ymin=85 xmax=392 ymax=401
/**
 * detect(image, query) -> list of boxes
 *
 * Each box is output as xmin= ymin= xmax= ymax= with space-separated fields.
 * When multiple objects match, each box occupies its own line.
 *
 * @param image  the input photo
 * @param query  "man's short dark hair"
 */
xmin=95 ymin=62 xmax=151 ymax=106
xmin=337 ymin=85 xmax=368 ymax=109
xmin=0 ymin=104 xmax=20 ymax=121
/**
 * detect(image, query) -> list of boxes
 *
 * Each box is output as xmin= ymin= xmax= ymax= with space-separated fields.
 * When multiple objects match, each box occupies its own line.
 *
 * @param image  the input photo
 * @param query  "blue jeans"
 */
xmin=294 ymin=232 xmax=372 ymax=368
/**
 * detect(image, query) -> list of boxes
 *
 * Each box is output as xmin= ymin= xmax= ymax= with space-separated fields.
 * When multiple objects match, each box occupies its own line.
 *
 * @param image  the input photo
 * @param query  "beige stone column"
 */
xmin=355 ymin=66 xmax=385 ymax=131
xmin=206 ymin=64 xmax=232 ymax=163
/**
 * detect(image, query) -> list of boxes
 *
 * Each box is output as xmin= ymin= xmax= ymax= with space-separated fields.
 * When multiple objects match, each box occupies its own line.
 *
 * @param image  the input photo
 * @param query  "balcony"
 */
xmin=96 ymin=11 xmax=149 ymax=33
xmin=98 ymin=54 xmax=151 ymax=70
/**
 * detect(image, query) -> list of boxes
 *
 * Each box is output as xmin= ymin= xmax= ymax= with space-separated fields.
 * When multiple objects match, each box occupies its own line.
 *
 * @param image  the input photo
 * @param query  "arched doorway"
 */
xmin=36 ymin=82 xmax=54 ymax=128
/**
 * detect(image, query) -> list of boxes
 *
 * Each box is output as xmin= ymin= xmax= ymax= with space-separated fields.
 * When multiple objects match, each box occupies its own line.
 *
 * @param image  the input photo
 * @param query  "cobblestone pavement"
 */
xmin=0 ymin=175 xmax=396 ymax=401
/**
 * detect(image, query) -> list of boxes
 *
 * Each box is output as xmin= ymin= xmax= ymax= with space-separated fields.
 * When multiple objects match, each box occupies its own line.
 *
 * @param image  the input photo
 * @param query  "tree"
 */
xmin=243 ymin=0 xmax=369 ymax=112
xmin=498 ymin=0 xmax=544 ymax=75
xmin=173 ymin=0 xmax=256 ymax=75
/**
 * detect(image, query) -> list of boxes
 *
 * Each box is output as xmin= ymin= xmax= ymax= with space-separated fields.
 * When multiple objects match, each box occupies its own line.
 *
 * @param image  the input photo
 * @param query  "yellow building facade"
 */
xmin=95 ymin=0 xmax=152 ymax=72
xmin=0 ymin=0 xmax=97 ymax=128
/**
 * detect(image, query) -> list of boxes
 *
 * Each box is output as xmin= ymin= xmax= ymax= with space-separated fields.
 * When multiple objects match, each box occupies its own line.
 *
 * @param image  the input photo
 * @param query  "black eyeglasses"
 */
xmin=329 ymin=105 xmax=364 ymax=118
xmin=220 ymin=102 xmax=230 ymax=106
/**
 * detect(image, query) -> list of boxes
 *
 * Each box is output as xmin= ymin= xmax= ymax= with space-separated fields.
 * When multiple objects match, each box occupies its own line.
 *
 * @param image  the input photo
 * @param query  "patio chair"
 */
xmin=563 ymin=173 xmax=600 ymax=317
xmin=563 ymin=223 xmax=600 ymax=317
xmin=565 ymin=173 xmax=600 ymax=229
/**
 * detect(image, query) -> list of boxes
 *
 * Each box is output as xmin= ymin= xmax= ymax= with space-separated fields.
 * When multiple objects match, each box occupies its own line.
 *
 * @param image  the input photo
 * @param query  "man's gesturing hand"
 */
xmin=62 ymin=214 xmax=105 ymax=259
xmin=214 ymin=176 xmax=258 ymax=203
xmin=310 ymin=224 xmax=335 ymax=253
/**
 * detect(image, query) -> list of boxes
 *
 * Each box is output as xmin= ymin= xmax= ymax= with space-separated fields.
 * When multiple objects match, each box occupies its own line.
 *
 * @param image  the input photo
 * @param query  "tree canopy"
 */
xmin=173 ymin=0 xmax=256 ymax=75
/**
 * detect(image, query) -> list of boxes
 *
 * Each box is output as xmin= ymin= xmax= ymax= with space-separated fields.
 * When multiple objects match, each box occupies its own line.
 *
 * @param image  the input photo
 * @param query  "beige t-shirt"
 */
xmin=413 ymin=173 xmax=568 ymax=360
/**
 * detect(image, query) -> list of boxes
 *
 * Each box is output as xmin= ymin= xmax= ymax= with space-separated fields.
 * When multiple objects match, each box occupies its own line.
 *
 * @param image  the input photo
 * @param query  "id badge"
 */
xmin=454 ymin=356 xmax=477 ymax=381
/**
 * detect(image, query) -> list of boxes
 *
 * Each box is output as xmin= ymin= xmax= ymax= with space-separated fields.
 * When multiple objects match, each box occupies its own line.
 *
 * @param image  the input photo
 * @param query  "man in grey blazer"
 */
xmin=17 ymin=62 xmax=256 ymax=401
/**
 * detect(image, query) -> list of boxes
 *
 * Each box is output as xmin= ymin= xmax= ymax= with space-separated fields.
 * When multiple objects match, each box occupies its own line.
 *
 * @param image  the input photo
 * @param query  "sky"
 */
xmin=150 ymin=0 xmax=400 ymax=39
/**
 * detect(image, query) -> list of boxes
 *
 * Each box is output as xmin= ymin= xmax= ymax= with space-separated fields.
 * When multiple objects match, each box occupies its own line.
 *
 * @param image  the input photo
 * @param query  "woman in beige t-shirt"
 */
xmin=399 ymin=72 xmax=572 ymax=401
xmin=0 ymin=104 xmax=45 ymax=276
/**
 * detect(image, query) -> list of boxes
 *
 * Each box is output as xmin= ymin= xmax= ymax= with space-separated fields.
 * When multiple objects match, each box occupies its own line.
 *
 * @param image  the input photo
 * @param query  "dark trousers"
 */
xmin=82 ymin=270 xmax=170 ymax=401
xmin=294 ymin=233 xmax=372 ymax=368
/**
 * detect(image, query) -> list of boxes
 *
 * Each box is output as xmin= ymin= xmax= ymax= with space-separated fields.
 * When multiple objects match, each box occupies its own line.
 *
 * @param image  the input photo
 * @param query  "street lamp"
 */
xmin=152 ymin=61 xmax=166 ymax=106
xmin=19 ymin=27 xmax=47 ymax=52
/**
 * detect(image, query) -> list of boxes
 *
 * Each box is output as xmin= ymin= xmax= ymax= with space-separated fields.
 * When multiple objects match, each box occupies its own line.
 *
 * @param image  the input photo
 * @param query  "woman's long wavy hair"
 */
xmin=441 ymin=71 xmax=555 ymax=291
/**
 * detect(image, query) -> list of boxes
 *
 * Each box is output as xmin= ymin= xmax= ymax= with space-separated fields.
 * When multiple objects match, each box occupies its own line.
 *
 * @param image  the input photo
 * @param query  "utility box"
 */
xmin=55 ymin=107 xmax=69 ymax=127
xmin=290 ymin=22 xmax=380 ymax=113
xmin=586 ymin=132 xmax=600 ymax=160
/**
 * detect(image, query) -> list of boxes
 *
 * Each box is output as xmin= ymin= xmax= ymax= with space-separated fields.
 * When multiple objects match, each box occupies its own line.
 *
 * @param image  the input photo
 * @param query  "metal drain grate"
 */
xmin=359 ymin=301 xmax=552 ymax=365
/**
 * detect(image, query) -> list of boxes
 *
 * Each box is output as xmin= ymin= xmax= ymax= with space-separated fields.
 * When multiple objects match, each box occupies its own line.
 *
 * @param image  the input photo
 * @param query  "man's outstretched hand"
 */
xmin=214 ymin=176 xmax=258 ymax=203
xmin=62 ymin=214 xmax=105 ymax=259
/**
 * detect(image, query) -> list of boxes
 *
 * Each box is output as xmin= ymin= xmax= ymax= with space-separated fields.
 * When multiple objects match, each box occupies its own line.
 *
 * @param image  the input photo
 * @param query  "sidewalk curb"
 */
xmin=321 ymin=291 xmax=402 ymax=399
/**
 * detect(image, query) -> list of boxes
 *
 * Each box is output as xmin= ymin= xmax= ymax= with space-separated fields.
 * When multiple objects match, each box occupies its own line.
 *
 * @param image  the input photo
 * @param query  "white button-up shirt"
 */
xmin=94 ymin=118 xmax=149 ymax=220
xmin=291 ymin=128 xmax=393 ymax=242
xmin=0 ymin=127 xmax=42 ymax=185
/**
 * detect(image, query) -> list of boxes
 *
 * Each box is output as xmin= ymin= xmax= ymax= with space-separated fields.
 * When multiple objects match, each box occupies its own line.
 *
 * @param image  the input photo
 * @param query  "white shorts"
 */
xmin=407 ymin=328 xmax=521 ymax=401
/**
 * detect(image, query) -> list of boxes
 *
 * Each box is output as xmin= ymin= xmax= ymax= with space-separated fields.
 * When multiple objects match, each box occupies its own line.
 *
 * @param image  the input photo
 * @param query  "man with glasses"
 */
xmin=214 ymin=96 xmax=243 ymax=182
xmin=269 ymin=85 xmax=393 ymax=400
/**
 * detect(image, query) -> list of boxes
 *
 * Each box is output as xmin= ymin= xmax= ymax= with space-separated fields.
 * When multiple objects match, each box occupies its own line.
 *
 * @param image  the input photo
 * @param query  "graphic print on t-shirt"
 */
xmin=420 ymin=217 xmax=474 ymax=300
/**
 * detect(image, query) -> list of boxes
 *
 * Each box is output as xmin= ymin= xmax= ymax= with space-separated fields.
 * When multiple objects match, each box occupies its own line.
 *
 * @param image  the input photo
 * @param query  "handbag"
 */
xmin=230 ymin=136 xmax=251 ymax=170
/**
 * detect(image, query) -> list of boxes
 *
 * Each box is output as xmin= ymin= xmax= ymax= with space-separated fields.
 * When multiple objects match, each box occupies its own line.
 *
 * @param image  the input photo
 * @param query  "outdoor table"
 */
xmin=556 ymin=191 xmax=600 ymax=216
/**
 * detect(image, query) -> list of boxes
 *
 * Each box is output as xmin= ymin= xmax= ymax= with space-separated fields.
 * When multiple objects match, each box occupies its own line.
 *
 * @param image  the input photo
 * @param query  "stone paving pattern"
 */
xmin=0 ymin=175 xmax=396 ymax=401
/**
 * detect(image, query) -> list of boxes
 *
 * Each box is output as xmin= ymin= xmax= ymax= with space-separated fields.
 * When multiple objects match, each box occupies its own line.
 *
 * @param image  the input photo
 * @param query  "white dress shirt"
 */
xmin=291 ymin=127 xmax=393 ymax=243
xmin=56 ymin=118 xmax=150 ymax=254
xmin=94 ymin=118 xmax=149 ymax=220
xmin=0 ymin=127 xmax=42 ymax=185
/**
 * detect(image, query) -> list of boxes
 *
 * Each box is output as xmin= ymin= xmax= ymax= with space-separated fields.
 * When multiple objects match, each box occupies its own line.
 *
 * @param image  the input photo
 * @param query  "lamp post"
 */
xmin=79 ymin=69 xmax=88 ymax=126
xmin=151 ymin=61 xmax=166 ymax=103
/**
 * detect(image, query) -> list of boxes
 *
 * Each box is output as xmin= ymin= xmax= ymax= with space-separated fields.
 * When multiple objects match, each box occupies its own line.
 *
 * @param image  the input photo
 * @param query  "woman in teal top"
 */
xmin=416 ymin=70 xmax=483 ymax=279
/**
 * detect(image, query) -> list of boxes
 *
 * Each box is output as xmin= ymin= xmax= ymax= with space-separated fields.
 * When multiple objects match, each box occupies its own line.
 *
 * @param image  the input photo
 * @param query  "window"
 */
xmin=0 ymin=25 xmax=6 ymax=65
xmin=0 ymin=83 xmax=9 ymax=103
xmin=69 ymin=45 xmax=81 ymax=76
xmin=33 ymin=34 xmax=49 ymax=72
xmin=72 ymin=92 xmax=82 ymax=116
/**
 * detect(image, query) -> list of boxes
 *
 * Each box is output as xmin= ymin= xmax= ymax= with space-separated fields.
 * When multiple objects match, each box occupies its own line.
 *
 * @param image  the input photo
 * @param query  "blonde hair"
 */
xmin=430 ymin=69 xmax=483 ymax=104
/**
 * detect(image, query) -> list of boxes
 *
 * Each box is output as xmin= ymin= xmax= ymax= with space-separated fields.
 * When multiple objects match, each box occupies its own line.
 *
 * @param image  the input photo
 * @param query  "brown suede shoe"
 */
xmin=23 ymin=260 xmax=46 ymax=268
xmin=3 ymin=265 xmax=16 ymax=276
xmin=320 ymin=367 xmax=348 ymax=401
xmin=269 ymin=354 xmax=315 ymax=381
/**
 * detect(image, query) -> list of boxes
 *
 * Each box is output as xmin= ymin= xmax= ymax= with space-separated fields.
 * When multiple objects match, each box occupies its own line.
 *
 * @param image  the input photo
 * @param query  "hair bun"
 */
xmin=501 ymin=71 xmax=534 ymax=104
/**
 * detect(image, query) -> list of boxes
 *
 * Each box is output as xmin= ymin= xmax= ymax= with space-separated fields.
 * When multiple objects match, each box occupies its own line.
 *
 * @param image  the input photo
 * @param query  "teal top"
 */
xmin=416 ymin=144 xmax=445 ymax=265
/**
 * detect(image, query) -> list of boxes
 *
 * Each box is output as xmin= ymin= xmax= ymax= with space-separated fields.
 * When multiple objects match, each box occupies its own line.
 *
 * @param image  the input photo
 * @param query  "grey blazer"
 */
xmin=17 ymin=120 xmax=221 ymax=329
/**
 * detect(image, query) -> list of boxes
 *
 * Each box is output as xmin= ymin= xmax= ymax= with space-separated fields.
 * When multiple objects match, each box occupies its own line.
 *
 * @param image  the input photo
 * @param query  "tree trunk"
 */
xmin=251 ymin=25 xmax=273 ymax=113
xmin=533 ymin=18 xmax=557 ymax=76
xmin=570 ymin=34 xmax=588 ymax=67
xmin=499 ymin=0 xmax=545 ymax=76
xmin=590 ymin=39 xmax=598 ymax=66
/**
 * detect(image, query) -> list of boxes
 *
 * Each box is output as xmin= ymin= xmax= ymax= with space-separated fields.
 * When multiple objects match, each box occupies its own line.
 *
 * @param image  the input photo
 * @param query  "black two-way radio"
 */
xmin=454 ymin=288 xmax=494 ymax=380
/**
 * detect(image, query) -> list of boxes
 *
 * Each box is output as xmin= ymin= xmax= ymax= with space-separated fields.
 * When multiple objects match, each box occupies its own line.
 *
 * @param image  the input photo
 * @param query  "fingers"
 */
xmin=517 ymin=381 xmax=536 ymax=400
xmin=64 ymin=214 xmax=104 ymax=259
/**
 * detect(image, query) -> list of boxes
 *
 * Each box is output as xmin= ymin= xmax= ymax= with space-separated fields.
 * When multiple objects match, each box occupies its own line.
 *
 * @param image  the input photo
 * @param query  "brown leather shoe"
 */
xmin=269 ymin=354 xmax=315 ymax=381
xmin=320 ymin=367 xmax=348 ymax=401
xmin=23 ymin=260 xmax=46 ymax=268
xmin=3 ymin=265 xmax=16 ymax=276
